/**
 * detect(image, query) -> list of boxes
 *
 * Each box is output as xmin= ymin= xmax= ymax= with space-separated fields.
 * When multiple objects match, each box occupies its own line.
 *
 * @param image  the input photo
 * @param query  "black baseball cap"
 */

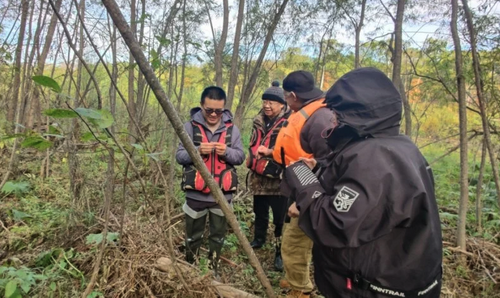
xmin=283 ymin=70 xmax=324 ymax=100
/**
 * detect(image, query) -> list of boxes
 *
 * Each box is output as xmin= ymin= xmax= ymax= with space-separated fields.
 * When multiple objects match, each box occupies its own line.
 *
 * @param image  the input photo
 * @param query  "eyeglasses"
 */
xmin=262 ymin=100 xmax=278 ymax=106
xmin=203 ymin=107 xmax=224 ymax=115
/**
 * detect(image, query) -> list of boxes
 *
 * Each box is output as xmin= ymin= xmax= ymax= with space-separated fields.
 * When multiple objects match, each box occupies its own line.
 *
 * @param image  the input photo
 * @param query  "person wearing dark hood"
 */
xmin=176 ymin=86 xmax=245 ymax=277
xmin=247 ymin=81 xmax=292 ymax=272
xmin=281 ymin=67 xmax=442 ymax=298
xmin=272 ymin=71 xmax=336 ymax=298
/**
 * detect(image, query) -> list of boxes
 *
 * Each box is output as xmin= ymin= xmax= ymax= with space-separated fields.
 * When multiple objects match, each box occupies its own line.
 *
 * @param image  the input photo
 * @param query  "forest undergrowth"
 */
xmin=1 ymin=145 xmax=499 ymax=298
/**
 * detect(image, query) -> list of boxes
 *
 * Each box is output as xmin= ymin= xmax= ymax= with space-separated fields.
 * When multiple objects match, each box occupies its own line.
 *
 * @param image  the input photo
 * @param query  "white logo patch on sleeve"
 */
xmin=312 ymin=191 xmax=322 ymax=199
xmin=333 ymin=186 xmax=359 ymax=212
xmin=292 ymin=164 xmax=319 ymax=186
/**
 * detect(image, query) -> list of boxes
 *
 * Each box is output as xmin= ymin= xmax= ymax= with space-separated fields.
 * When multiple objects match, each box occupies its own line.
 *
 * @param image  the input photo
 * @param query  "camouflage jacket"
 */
xmin=248 ymin=106 xmax=291 ymax=196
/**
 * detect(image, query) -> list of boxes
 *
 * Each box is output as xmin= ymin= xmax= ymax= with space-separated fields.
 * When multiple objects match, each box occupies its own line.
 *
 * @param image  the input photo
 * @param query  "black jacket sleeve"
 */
xmin=290 ymin=149 xmax=414 ymax=249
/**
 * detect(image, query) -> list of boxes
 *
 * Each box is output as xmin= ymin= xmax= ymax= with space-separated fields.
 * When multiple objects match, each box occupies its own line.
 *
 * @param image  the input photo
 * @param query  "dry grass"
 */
xmin=441 ymin=231 xmax=500 ymax=298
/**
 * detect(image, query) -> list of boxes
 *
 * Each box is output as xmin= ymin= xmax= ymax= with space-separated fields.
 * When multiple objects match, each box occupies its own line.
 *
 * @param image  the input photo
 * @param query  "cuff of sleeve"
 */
xmin=223 ymin=147 xmax=231 ymax=159
xmin=295 ymin=183 xmax=325 ymax=212
xmin=284 ymin=162 xmax=324 ymax=211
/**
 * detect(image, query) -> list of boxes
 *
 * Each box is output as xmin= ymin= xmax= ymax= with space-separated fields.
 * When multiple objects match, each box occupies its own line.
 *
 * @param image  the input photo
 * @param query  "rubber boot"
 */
xmin=185 ymin=213 xmax=207 ymax=264
xmin=250 ymin=218 xmax=267 ymax=249
xmin=274 ymin=237 xmax=283 ymax=272
xmin=208 ymin=212 xmax=226 ymax=279
xmin=250 ymin=236 xmax=266 ymax=249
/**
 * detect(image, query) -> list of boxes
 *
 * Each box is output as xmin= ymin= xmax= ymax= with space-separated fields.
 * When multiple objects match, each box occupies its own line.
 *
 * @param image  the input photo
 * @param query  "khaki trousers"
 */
xmin=281 ymin=217 xmax=314 ymax=292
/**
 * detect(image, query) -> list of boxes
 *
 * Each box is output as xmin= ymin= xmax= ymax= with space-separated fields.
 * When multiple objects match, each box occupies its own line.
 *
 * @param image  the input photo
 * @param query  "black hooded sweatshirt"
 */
xmin=283 ymin=68 xmax=442 ymax=298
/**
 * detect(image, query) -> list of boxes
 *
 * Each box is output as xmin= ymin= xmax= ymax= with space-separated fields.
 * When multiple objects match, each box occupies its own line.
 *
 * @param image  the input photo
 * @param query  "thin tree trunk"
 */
xmin=18 ymin=0 xmax=35 ymax=127
xmin=0 ymin=0 xmax=14 ymax=25
xmin=128 ymin=0 xmax=137 ymax=142
xmin=101 ymin=1 xmax=276 ymax=296
xmin=226 ymin=0 xmax=245 ymax=110
xmin=25 ymin=0 xmax=51 ymax=129
xmin=320 ymin=64 xmax=326 ymax=89
xmin=178 ymin=0 xmax=187 ymax=107
xmin=48 ymin=0 xmax=102 ymax=108
xmin=391 ymin=0 xmax=411 ymax=137
xmin=354 ymin=0 xmax=367 ymax=69
xmin=234 ymin=0 xmax=289 ymax=128
xmin=6 ymin=0 xmax=29 ymax=131
xmin=167 ymin=0 xmax=189 ymax=200
xmin=320 ymin=38 xmax=331 ymax=89
xmin=101 ymin=20 xmax=116 ymax=298
xmin=109 ymin=26 xmax=118 ymax=129
xmin=315 ymin=38 xmax=324 ymax=82
xmin=32 ymin=0 xmax=62 ymax=132
xmin=154 ymin=0 xmax=182 ymax=61
xmin=214 ymin=0 xmax=229 ymax=87
xmin=167 ymin=26 xmax=175 ymax=100
xmin=75 ymin=0 xmax=85 ymax=103
xmin=451 ymin=0 xmax=469 ymax=250
xmin=50 ymin=0 xmax=84 ymax=204
xmin=461 ymin=0 xmax=500 ymax=209
xmin=40 ymin=40 xmax=61 ymax=179
xmin=25 ymin=1 xmax=47 ymax=129
xmin=135 ymin=0 xmax=146 ymax=128
xmin=476 ymin=138 xmax=486 ymax=233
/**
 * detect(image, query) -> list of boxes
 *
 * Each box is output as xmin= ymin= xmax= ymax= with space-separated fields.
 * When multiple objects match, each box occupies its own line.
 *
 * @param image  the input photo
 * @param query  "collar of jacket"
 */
xmin=299 ymin=96 xmax=326 ymax=109
xmin=325 ymin=123 xmax=400 ymax=158
xmin=253 ymin=105 xmax=291 ymax=130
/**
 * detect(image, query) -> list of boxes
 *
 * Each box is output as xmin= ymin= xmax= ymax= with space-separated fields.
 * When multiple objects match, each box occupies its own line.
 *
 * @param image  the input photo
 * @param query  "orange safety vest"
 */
xmin=272 ymin=99 xmax=325 ymax=166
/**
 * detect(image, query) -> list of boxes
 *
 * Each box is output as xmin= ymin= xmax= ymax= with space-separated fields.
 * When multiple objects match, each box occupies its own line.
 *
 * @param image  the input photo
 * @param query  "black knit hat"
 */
xmin=262 ymin=81 xmax=285 ymax=104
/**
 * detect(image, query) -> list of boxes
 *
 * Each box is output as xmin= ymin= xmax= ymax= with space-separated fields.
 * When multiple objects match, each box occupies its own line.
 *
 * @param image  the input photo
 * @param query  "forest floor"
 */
xmin=1 ymin=149 xmax=500 ymax=298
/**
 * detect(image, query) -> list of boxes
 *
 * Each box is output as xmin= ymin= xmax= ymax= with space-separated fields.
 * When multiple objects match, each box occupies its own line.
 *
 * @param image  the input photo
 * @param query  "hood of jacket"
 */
xmin=324 ymin=67 xmax=402 ymax=152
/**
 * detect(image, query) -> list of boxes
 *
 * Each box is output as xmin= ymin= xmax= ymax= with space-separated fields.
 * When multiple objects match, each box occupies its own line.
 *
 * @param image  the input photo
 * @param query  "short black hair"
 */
xmin=201 ymin=86 xmax=226 ymax=104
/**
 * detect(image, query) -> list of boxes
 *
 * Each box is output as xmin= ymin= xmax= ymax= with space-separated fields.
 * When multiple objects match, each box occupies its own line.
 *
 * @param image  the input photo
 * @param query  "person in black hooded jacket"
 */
xmin=280 ymin=67 xmax=442 ymax=298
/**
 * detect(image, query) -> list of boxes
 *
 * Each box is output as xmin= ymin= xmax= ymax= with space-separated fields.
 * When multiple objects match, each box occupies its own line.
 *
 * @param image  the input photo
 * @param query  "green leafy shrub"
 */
xmin=0 ymin=266 xmax=47 ymax=298
xmin=1 ymin=182 xmax=30 ymax=197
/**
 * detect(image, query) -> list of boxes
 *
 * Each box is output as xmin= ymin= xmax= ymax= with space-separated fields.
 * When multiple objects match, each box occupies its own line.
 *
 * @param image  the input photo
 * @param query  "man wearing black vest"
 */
xmin=176 ymin=86 xmax=245 ymax=276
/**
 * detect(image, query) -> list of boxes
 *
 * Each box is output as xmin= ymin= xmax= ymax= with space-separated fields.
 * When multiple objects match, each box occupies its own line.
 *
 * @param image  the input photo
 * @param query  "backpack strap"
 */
xmin=224 ymin=122 xmax=233 ymax=146
xmin=191 ymin=121 xmax=205 ymax=146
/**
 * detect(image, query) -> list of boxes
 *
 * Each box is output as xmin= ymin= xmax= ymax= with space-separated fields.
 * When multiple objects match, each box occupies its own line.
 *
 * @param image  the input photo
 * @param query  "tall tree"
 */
xmin=226 ymin=0 xmax=245 ymax=110
xmin=6 ymin=0 xmax=29 ymax=131
xmin=461 ymin=0 xmax=500 ymax=209
xmin=476 ymin=138 xmax=486 ymax=233
xmin=381 ymin=0 xmax=412 ymax=137
xmin=214 ymin=0 xmax=228 ymax=87
xmin=233 ymin=0 xmax=290 ymax=128
xmin=18 ymin=0 xmax=36 ymax=127
xmin=128 ymin=0 xmax=137 ymax=142
xmin=31 ymin=0 xmax=63 ymax=131
xmin=450 ymin=0 xmax=468 ymax=250
xmin=135 ymin=0 xmax=147 ymax=127
xmin=392 ymin=0 xmax=412 ymax=137
xmin=337 ymin=0 xmax=367 ymax=68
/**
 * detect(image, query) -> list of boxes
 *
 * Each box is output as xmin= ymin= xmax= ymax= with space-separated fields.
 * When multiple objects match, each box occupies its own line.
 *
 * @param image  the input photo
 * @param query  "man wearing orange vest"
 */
xmin=273 ymin=71 xmax=336 ymax=298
